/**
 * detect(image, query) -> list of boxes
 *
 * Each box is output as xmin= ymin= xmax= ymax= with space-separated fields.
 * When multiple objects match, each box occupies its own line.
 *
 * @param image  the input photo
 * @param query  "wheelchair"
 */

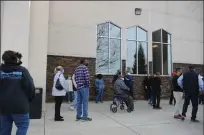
xmin=110 ymin=95 xmax=132 ymax=113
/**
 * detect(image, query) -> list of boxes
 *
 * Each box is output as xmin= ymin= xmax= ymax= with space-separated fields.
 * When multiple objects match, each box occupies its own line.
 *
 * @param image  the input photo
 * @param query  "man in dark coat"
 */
xmin=178 ymin=66 xmax=204 ymax=122
xmin=151 ymin=72 xmax=162 ymax=109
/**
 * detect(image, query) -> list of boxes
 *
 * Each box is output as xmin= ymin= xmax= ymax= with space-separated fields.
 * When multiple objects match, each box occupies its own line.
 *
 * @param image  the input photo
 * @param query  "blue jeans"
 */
xmin=95 ymin=89 xmax=104 ymax=102
xmin=71 ymin=91 xmax=78 ymax=108
xmin=77 ymin=88 xmax=89 ymax=118
xmin=0 ymin=113 xmax=29 ymax=135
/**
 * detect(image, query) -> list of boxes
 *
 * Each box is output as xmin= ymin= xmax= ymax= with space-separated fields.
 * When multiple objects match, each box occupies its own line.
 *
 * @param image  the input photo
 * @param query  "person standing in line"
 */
xmin=70 ymin=74 xmax=78 ymax=110
xmin=124 ymin=71 xmax=134 ymax=99
xmin=95 ymin=74 xmax=105 ymax=103
xmin=143 ymin=74 xmax=152 ymax=105
xmin=0 ymin=50 xmax=35 ymax=135
xmin=172 ymin=68 xmax=183 ymax=119
xmin=178 ymin=66 xmax=204 ymax=122
xmin=151 ymin=72 xmax=162 ymax=109
xmin=67 ymin=75 xmax=74 ymax=104
xmin=52 ymin=66 xmax=68 ymax=121
xmin=74 ymin=59 xmax=92 ymax=121
xmin=169 ymin=72 xmax=177 ymax=105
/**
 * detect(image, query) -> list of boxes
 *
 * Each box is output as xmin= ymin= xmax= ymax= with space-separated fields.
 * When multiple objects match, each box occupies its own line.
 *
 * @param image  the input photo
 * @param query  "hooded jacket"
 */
xmin=0 ymin=64 xmax=35 ymax=114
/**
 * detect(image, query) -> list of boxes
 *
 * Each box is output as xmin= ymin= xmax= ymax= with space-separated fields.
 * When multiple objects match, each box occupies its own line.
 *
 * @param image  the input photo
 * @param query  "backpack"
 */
xmin=55 ymin=74 xmax=64 ymax=90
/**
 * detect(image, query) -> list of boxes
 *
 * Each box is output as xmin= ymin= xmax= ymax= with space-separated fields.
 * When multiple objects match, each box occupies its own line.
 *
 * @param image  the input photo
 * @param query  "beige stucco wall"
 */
xmin=1 ymin=1 xmax=31 ymax=67
xmin=48 ymin=1 xmax=203 ymax=64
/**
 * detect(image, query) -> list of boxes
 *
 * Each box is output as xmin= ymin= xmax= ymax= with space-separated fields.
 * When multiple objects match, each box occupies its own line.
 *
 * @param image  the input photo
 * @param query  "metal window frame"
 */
xmin=152 ymin=29 xmax=172 ymax=75
xmin=96 ymin=21 xmax=122 ymax=75
xmin=126 ymin=26 xmax=148 ymax=75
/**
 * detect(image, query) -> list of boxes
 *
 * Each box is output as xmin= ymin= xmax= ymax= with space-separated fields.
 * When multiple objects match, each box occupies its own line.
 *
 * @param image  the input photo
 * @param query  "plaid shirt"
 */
xmin=74 ymin=64 xmax=90 ymax=89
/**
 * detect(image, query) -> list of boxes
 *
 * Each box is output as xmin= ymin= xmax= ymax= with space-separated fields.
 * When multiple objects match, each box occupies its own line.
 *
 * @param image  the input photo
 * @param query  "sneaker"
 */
xmin=76 ymin=117 xmax=82 ymax=121
xmin=191 ymin=119 xmax=200 ymax=122
xmin=81 ymin=117 xmax=92 ymax=122
xmin=174 ymin=115 xmax=183 ymax=119
xmin=60 ymin=116 xmax=63 ymax=119
xmin=100 ymin=101 xmax=103 ymax=103
xmin=182 ymin=113 xmax=186 ymax=117
xmin=157 ymin=106 xmax=162 ymax=109
xmin=95 ymin=101 xmax=98 ymax=104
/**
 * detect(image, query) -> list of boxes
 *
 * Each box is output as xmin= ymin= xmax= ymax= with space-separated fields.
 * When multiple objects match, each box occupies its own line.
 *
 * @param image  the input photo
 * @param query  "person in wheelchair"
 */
xmin=114 ymin=73 xmax=134 ymax=111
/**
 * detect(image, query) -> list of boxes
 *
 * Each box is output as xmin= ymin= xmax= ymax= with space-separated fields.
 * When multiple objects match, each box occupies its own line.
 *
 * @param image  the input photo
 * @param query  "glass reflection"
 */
xmin=162 ymin=30 xmax=171 ymax=44
xmin=152 ymin=43 xmax=162 ymax=74
xmin=126 ymin=41 xmax=137 ymax=74
xmin=126 ymin=27 xmax=136 ymax=40
xmin=96 ymin=37 xmax=109 ymax=73
xmin=109 ymin=39 xmax=121 ymax=74
xmin=137 ymin=42 xmax=148 ymax=74
xmin=163 ymin=44 xmax=171 ymax=75
xmin=97 ymin=23 xmax=109 ymax=37
xmin=110 ymin=23 xmax=121 ymax=38
xmin=152 ymin=29 xmax=161 ymax=42
xmin=137 ymin=27 xmax=147 ymax=41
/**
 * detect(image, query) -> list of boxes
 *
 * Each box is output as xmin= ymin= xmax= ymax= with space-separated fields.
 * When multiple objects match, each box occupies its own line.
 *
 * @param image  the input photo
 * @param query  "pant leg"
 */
xmin=173 ymin=92 xmax=183 ymax=115
xmin=100 ymin=89 xmax=104 ymax=102
xmin=82 ymin=88 xmax=89 ymax=118
xmin=191 ymin=95 xmax=199 ymax=120
xmin=169 ymin=90 xmax=174 ymax=104
xmin=12 ymin=113 xmax=29 ymax=135
xmin=72 ymin=91 xmax=78 ymax=108
xmin=182 ymin=95 xmax=190 ymax=115
xmin=0 ymin=115 xmax=13 ymax=135
xmin=128 ymin=96 xmax=134 ymax=110
xmin=77 ymin=90 xmax=83 ymax=118
xmin=59 ymin=96 xmax=63 ymax=117
xmin=95 ymin=89 xmax=100 ymax=102
xmin=156 ymin=91 xmax=161 ymax=107
xmin=152 ymin=90 xmax=157 ymax=106
xmin=55 ymin=96 xmax=61 ymax=119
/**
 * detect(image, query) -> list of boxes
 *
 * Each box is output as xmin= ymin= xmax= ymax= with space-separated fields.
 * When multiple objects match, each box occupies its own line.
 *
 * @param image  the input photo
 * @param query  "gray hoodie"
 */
xmin=114 ymin=76 xmax=129 ymax=95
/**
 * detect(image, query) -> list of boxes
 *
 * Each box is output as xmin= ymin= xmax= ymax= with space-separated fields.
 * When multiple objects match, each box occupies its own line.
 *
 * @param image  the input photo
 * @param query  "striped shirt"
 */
xmin=74 ymin=64 xmax=90 ymax=89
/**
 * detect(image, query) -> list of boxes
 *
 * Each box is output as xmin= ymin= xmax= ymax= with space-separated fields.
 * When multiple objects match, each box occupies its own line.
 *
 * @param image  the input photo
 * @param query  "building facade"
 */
xmin=1 ymin=1 xmax=203 ymax=103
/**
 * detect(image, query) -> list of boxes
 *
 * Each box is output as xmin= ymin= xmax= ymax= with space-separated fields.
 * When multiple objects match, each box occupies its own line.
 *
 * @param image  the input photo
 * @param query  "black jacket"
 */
xmin=0 ymin=64 xmax=35 ymax=114
xmin=172 ymin=75 xmax=183 ymax=92
xmin=183 ymin=70 xmax=199 ymax=96
xmin=143 ymin=76 xmax=152 ymax=89
xmin=151 ymin=77 xmax=161 ymax=91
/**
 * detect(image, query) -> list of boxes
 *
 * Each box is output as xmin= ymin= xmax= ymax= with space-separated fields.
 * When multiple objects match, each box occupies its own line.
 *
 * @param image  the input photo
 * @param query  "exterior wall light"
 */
xmin=135 ymin=8 xmax=142 ymax=15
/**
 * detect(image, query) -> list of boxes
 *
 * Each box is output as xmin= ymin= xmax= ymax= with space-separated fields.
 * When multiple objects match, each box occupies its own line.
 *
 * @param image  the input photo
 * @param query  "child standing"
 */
xmin=67 ymin=76 xmax=73 ymax=104
xmin=95 ymin=74 xmax=104 ymax=103
xmin=70 ymin=74 xmax=78 ymax=110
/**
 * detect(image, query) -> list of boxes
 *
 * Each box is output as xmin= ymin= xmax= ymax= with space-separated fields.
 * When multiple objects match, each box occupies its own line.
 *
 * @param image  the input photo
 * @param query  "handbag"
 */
xmin=55 ymin=74 xmax=64 ymax=90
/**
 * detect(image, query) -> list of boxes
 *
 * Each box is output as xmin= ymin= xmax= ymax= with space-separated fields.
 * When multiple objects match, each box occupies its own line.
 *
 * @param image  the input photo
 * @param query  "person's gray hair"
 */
xmin=54 ymin=66 xmax=64 ymax=74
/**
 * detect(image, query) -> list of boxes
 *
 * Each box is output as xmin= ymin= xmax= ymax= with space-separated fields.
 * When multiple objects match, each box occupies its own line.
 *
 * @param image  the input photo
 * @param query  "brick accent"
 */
xmin=46 ymin=55 xmax=203 ymax=102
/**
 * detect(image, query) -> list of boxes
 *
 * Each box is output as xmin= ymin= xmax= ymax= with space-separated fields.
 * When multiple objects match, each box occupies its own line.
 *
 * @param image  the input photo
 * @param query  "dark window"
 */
xmin=152 ymin=29 xmax=172 ymax=75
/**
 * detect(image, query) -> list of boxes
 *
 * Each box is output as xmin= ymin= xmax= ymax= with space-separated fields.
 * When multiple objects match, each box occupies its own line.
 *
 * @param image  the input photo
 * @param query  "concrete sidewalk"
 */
xmin=12 ymin=100 xmax=203 ymax=135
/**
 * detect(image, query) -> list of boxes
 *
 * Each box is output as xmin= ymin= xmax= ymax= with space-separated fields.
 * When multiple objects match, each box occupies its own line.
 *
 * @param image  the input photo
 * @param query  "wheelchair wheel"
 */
xmin=127 ymin=109 xmax=132 ymax=113
xmin=120 ymin=105 xmax=125 ymax=110
xmin=112 ymin=107 xmax=117 ymax=113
